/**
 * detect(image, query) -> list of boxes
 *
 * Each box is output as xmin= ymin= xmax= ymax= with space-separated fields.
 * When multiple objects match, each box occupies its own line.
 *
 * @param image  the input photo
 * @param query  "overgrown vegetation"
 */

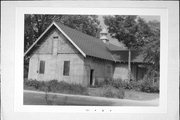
xmin=24 ymin=79 xmax=125 ymax=99
xmin=94 ymin=78 xmax=159 ymax=93
xmin=100 ymin=85 xmax=124 ymax=99
xmin=24 ymin=79 xmax=89 ymax=95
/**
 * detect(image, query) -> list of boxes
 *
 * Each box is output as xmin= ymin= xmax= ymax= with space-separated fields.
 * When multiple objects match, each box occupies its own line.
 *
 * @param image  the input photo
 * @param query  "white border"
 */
xmin=14 ymin=7 xmax=168 ymax=113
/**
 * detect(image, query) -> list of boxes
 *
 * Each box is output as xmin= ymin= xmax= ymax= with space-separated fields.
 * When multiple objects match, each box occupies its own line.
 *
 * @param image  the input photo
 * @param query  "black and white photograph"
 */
xmin=23 ymin=14 xmax=160 ymax=106
xmin=1 ymin=1 xmax=179 ymax=120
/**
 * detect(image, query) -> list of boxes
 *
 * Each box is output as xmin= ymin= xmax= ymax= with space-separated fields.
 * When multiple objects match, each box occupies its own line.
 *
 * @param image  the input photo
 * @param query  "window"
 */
xmin=53 ymin=36 xmax=58 ymax=55
xmin=63 ymin=61 xmax=70 ymax=76
xmin=106 ymin=65 xmax=111 ymax=75
xmin=39 ymin=60 xmax=45 ymax=74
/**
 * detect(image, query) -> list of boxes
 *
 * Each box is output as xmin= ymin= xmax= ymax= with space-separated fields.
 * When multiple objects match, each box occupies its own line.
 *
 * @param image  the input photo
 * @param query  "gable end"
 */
xmin=24 ymin=22 xmax=86 ymax=57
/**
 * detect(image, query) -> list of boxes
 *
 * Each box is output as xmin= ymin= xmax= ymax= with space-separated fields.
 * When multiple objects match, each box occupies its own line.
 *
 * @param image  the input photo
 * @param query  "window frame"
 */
xmin=63 ymin=61 xmax=70 ymax=76
xmin=39 ymin=60 xmax=45 ymax=74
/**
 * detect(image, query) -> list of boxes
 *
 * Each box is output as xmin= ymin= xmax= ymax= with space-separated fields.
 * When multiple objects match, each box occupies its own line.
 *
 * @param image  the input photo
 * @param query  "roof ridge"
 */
xmin=25 ymin=21 xmax=145 ymax=63
xmin=54 ymin=21 xmax=102 ymax=43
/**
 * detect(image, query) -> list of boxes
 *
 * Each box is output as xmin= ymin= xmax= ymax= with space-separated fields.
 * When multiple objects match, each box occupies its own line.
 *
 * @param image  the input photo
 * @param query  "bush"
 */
xmin=46 ymin=80 xmax=89 ymax=95
xmin=94 ymin=78 xmax=159 ymax=93
xmin=101 ymin=85 xmax=124 ymax=99
xmin=98 ymin=78 xmax=133 ymax=90
xmin=24 ymin=79 xmax=45 ymax=89
xmin=24 ymin=79 xmax=89 ymax=95
xmin=140 ymin=79 xmax=159 ymax=93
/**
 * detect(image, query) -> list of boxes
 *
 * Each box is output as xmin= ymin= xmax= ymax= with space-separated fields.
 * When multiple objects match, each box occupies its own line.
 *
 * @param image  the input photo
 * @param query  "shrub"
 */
xmin=46 ymin=80 xmax=88 ymax=95
xmin=24 ymin=79 xmax=89 ymax=95
xmin=140 ymin=79 xmax=159 ymax=93
xmin=102 ymin=79 xmax=131 ymax=90
xmin=110 ymin=79 xmax=123 ymax=89
xmin=125 ymin=80 xmax=144 ymax=91
xmin=24 ymin=79 xmax=44 ymax=89
xmin=101 ymin=85 xmax=124 ymax=99
xmin=95 ymin=78 xmax=159 ymax=93
xmin=96 ymin=81 xmax=106 ymax=87
xmin=95 ymin=78 xmax=120 ymax=88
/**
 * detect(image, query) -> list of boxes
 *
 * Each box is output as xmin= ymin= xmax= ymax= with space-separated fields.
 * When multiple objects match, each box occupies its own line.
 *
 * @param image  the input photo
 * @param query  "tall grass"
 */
xmin=94 ymin=78 xmax=159 ymax=93
xmin=24 ymin=79 xmax=89 ymax=95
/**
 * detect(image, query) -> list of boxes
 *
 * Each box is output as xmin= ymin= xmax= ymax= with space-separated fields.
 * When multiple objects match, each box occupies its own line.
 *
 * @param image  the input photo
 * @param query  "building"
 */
xmin=25 ymin=21 xmax=148 ymax=86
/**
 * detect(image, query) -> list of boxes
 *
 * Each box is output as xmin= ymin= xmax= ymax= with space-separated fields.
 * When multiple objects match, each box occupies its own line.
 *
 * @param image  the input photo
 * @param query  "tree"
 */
xmin=142 ymin=20 xmax=160 ymax=78
xmin=104 ymin=15 xmax=160 ymax=80
xmin=24 ymin=14 xmax=56 ymax=52
xmin=104 ymin=15 xmax=153 ymax=49
xmin=24 ymin=14 xmax=100 ymax=52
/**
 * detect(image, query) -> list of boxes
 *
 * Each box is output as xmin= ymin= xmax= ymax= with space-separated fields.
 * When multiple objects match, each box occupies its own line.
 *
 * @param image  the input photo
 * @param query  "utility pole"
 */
xmin=128 ymin=49 xmax=131 ymax=82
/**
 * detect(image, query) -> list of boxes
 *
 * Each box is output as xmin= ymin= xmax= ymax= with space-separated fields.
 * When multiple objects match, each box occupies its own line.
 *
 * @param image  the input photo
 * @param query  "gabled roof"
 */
xmin=25 ymin=22 xmax=86 ymax=57
xmin=25 ymin=21 xmax=145 ymax=63
xmin=54 ymin=22 xmax=114 ymax=61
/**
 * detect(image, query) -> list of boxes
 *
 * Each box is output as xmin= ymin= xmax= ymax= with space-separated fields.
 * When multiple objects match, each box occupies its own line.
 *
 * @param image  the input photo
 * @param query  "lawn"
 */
xmin=124 ymin=89 xmax=159 ymax=101
xmin=24 ymin=87 xmax=159 ymax=101
xmin=24 ymin=90 xmax=159 ymax=106
xmin=24 ymin=91 xmax=115 ymax=106
xmin=88 ymin=88 xmax=159 ymax=101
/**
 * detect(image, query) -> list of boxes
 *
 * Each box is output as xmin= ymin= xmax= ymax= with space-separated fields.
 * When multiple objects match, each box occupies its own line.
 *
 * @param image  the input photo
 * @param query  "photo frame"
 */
xmin=1 ymin=1 xmax=179 ymax=120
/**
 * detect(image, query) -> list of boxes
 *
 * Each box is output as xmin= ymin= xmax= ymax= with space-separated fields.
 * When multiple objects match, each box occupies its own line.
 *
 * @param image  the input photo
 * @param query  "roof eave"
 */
xmin=53 ymin=22 xmax=86 ymax=57
xmin=24 ymin=22 xmax=55 ymax=57
xmin=24 ymin=22 xmax=86 ymax=58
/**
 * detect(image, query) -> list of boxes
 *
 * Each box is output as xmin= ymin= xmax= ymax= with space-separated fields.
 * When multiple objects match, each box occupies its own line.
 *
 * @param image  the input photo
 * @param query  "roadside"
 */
xmin=124 ymin=89 xmax=159 ymax=101
xmin=24 ymin=90 xmax=159 ymax=106
xmin=88 ymin=87 xmax=159 ymax=101
xmin=24 ymin=79 xmax=159 ymax=105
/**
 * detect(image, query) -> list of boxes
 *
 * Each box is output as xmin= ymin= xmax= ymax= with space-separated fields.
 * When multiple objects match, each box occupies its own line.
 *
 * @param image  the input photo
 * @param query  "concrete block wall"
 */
xmin=84 ymin=57 xmax=113 ymax=86
xmin=35 ymin=28 xmax=78 ymax=54
xmin=28 ymin=54 xmax=85 ymax=83
xmin=28 ymin=27 xmax=86 ymax=85
xmin=113 ymin=63 xmax=138 ymax=81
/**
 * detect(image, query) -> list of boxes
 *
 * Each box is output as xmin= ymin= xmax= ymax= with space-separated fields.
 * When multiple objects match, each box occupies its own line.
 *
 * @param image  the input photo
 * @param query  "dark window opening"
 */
xmin=39 ymin=60 xmax=45 ymax=74
xmin=63 ymin=61 xmax=70 ymax=76
xmin=90 ymin=69 xmax=94 ymax=85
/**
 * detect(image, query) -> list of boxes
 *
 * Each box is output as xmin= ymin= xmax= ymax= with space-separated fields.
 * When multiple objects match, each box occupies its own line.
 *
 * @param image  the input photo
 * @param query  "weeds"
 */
xmin=24 ymin=79 xmax=89 ymax=95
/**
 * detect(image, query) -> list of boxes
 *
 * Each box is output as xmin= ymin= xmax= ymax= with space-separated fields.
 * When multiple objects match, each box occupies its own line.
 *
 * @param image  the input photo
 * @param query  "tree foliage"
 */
xmin=24 ymin=14 xmax=100 ymax=52
xmin=104 ymin=15 xmax=153 ymax=49
xmin=104 ymin=15 xmax=160 ymax=76
xmin=143 ymin=20 xmax=160 ymax=74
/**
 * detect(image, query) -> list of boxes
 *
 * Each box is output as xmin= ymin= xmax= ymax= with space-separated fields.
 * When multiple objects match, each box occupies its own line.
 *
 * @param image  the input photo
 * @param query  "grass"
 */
xmin=24 ymin=91 xmax=115 ymax=106
xmin=24 ymin=89 xmax=159 ymax=105
xmin=24 ymin=79 xmax=89 ymax=95
xmin=95 ymin=78 xmax=159 ymax=93
xmin=24 ymin=79 xmax=159 ymax=101
xmin=24 ymin=79 xmax=125 ymax=99
xmin=124 ymin=89 xmax=159 ymax=101
xmin=88 ymin=87 xmax=159 ymax=101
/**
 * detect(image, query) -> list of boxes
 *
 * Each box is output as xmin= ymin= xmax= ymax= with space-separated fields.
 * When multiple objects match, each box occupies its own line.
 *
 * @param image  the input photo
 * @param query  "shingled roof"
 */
xmin=25 ymin=21 xmax=145 ymax=63
xmin=55 ymin=22 xmax=114 ymax=61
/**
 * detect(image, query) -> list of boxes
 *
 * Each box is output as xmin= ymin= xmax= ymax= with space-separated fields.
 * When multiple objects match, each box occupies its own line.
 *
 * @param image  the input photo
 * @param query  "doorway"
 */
xmin=90 ymin=69 xmax=94 ymax=86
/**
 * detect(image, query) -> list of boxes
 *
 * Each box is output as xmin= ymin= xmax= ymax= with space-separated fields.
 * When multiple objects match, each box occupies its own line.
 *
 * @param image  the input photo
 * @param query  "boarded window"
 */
xmin=63 ymin=61 xmax=70 ymax=76
xmin=39 ymin=61 xmax=45 ymax=74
